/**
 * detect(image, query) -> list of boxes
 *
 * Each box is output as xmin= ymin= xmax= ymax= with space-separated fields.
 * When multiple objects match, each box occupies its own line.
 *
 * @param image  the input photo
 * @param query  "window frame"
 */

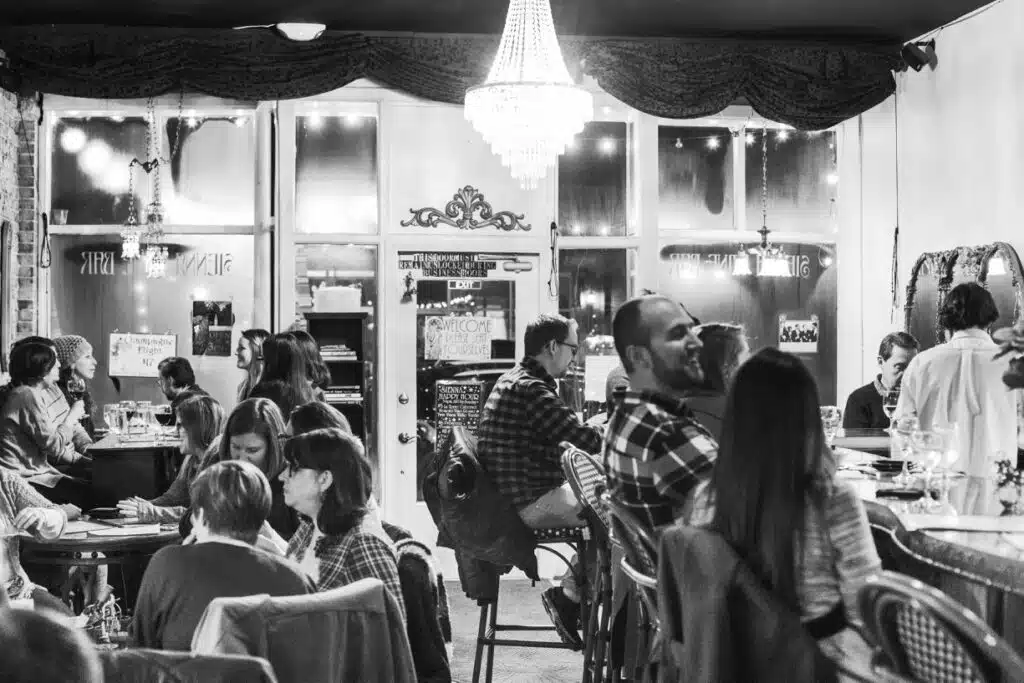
xmin=38 ymin=94 xmax=271 ymax=336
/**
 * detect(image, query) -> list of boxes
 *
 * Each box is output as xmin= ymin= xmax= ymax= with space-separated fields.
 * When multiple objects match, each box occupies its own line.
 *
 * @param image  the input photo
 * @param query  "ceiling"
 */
xmin=0 ymin=0 xmax=993 ymax=44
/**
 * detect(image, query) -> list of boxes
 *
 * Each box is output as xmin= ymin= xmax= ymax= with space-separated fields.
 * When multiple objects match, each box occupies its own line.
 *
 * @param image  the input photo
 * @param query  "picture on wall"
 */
xmin=778 ymin=314 xmax=819 ymax=354
xmin=192 ymin=301 xmax=234 ymax=356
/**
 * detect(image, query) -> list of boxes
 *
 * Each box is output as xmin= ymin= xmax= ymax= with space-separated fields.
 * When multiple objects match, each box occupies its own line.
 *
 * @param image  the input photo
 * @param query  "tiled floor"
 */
xmin=447 ymin=580 xmax=583 ymax=683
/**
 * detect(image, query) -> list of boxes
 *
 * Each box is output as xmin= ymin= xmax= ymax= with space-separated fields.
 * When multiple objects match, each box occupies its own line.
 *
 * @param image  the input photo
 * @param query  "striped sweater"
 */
xmin=0 ymin=384 xmax=91 ymax=485
xmin=0 ymin=468 xmax=66 ymax=599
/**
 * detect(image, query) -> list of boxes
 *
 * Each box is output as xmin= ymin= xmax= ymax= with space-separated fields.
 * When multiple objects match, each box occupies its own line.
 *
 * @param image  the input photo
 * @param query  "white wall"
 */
xmin=838 ymin=0 xmax=1024 ymax=400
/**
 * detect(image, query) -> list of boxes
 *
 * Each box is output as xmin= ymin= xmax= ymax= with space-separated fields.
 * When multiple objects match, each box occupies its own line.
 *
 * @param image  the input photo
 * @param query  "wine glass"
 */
xmin=891 ymin=415 xmax=920 ymax=486
xmin=911 ymin=427 xmax=953 ymax=510
xmin=66 ymin=375 xmax=86 ymax=402
xmin=820 ymin=406 xmax=842 ymax=446
xmin=882 ymin=387 xmax=900 ymax=433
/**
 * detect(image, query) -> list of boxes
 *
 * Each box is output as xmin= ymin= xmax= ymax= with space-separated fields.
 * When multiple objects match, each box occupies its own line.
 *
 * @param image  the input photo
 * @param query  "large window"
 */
xmin=558 ymin=121 xmax=632 ymax=237
xmin=295 ymin=108 xmax=378 ymax=234
xmin=50 ymin=111 xmax=256 ymax=226
xmin=745 ymin=128 xmax=837 ymax=235
xmin=659 ymin=125 xmax=735 ymax=232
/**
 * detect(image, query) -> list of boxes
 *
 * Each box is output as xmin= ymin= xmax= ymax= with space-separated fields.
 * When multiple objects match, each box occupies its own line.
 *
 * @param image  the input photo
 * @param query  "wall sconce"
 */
xmin=276 ymin=23 xmax=326 ymax=41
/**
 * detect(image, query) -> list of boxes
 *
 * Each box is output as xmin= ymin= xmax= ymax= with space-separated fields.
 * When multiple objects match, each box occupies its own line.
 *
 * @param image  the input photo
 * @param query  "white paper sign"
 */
xmin=584 ymin=355 xmax=621 ymax=402
xmin=108 ymin=333 xmax=177 ymax=377
xmin=424 ymin=316 xmax=495 ymax=361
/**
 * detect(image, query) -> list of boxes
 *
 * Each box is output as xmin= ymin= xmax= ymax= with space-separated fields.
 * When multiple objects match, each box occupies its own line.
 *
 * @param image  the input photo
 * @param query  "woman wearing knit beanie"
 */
xmin=53 ymin=335 xmax=98 ymax=439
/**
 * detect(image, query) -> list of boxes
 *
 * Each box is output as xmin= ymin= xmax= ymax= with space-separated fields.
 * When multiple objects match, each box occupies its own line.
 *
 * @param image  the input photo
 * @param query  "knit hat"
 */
xmin=53 ymin=335 xmax=92 ymax=369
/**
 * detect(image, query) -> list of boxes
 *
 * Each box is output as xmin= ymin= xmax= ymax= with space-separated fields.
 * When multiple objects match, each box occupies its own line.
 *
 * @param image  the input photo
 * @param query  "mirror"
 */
xmin=905 ymin=242 xmax=1024 ymax=350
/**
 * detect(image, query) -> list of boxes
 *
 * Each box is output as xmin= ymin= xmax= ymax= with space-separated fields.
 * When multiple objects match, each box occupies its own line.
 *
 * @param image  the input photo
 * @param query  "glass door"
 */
xmin=390 ymin=250 xmax=540 ymax=557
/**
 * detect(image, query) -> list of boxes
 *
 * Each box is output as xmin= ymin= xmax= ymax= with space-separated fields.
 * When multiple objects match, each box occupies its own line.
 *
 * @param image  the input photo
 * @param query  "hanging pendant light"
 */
xmin=464 ymin=0 xmax=593 ymax=189
xmin=750 ymin=125 xmax=792 ymax=278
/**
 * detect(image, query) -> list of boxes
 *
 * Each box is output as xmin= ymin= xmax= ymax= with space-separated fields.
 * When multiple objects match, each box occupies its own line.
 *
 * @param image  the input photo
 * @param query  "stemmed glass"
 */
xmin=910 ymin=427 xmax=954 ymax=510
xmin=882 ymin=387 xmax=900 ymax=433
xmin=66 ymin=375 xmax=86 ymax=401
xmin=820 ymin=406 xmax=842 ymax=447
xmin=891 ymin=415 xmax=920 ymax=487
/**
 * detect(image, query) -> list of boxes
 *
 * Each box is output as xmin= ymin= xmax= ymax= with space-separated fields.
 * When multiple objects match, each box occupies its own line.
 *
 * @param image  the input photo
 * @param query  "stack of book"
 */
xmin=324 ymin=385 xmax=362 ymax=404
xmin=321 ymin=344 xmax=357 ymax=361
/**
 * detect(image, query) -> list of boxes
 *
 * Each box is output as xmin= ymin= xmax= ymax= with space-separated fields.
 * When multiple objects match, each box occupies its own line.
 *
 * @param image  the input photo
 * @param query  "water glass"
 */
xmin=820 ymin=406 xmax=842 ymax=446
xmin=890 ymin=416 xmax=920 ymax=486
xmin=103 ymin=404 xmax=121 ymax=435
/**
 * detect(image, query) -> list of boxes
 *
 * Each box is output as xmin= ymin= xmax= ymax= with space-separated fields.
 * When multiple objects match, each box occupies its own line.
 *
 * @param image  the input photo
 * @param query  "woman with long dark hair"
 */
xmin=235 ymin=328 xmax=270 ymax=403
xmin=0 ymin=342 xmax=91 ymax=508
xmin=700 ymin=348 xmax=879 ymax=673
xmin=249 ymin=334 xmax=317 ymax=418
xmin=280 ymin=428 xmax=405 ymax=622
xmin=286 ymin=330 xmax=330 ymax=397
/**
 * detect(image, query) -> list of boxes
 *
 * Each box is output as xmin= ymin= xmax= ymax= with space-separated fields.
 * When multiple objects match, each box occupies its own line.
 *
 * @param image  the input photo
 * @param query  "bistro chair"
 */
xmin=561 ymin=442 xmax=615 ymax=683
xmin=602 ymin=492 xmax=660 ymax=683
xmin=858 ymin=571 xmax=1024 ymax=682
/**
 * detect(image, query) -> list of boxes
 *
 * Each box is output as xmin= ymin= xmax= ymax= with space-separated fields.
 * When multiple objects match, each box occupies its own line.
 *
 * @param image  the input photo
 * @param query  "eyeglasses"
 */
xmin=556 ymin=341 xmax=579 ymax=355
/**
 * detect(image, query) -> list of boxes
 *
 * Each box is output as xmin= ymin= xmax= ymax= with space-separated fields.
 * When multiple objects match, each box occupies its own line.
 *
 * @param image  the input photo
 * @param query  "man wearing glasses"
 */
xmin=477 ymin=313 xmax=603 ymax=650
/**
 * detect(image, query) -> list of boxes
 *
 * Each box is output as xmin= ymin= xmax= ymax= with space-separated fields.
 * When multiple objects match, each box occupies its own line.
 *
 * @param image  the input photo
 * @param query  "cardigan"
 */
xmin=0 ymin=468 xmax=66 ymax=599
xmin=0 ymin=384 xmax=90 ymax=486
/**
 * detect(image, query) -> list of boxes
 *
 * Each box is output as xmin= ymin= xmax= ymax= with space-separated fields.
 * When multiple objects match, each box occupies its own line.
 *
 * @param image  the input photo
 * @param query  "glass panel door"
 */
xmin=392 ymin=250 xmax=539 ymax=547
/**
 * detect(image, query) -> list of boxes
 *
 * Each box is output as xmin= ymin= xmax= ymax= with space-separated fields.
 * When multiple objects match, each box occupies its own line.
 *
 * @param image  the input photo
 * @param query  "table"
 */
xmin=20 ymin=522 xmax=180 ymax=567
xmin=832 ymin=428 xmax=890 ymax=456
xmin=88 ymin=433 xmax=182 ymax=506
xmin=840 ymin=449 xmax=1024 ymax=652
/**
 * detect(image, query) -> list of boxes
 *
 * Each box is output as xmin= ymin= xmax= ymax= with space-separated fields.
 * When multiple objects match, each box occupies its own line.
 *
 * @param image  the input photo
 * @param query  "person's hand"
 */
xmin=60 ymin=504 xmax=82 ymax=521
xmin=66 ymin=400 xmax=86 ymax=424
xmin=13 ymin=508 xmax=48 ymax=534
xmin=181 ymin=531 xmax=197 ymax=545
xmin=416 ymin=420 xmax=437 ymax=445
xmin=116 ymin=497 xmax=155 ymax=519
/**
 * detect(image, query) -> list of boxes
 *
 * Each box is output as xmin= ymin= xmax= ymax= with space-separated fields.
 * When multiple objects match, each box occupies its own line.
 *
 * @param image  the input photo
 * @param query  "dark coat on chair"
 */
xmin=422 ymin=427 xmax=539 ymax=600
xmin=657 ymin=525 xmax=838 ymax=683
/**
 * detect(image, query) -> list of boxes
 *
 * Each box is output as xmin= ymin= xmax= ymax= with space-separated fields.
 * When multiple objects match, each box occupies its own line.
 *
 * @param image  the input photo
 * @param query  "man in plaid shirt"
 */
xmin=478 ymin=313 xmax=603 ymax=649
xmin=605 ymin=295 xmax=718 ymax=530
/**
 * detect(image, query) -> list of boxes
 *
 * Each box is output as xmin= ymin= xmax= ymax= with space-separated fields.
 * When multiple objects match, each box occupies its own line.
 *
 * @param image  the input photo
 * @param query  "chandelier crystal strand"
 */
xmin=121 ymin=167 xmax=140 ymax=260
xmin=465 ymin=0 xmax=593 ymax=189
xmin=758 ymin=125 xmax=792 ymax=278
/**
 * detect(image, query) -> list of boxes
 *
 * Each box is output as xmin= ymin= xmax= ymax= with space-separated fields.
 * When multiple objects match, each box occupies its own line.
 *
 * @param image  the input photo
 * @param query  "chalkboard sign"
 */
xmin=435 ymin=380 xmax=486 ymax=442
xmin=109 ymin=333 xmax=177 ymax=377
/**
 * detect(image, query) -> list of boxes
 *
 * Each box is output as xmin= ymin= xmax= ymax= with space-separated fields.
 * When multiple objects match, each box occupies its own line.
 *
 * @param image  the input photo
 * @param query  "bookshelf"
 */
xmin=303 ymin=312 xmax=370 ymax=444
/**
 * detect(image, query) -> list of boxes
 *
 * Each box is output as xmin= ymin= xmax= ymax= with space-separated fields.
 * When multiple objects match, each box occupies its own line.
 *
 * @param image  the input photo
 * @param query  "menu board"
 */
xmin=108 ymin=333 xmax=177 ymax=377
xmin=435 ymin=380 xmax=486 ymax=442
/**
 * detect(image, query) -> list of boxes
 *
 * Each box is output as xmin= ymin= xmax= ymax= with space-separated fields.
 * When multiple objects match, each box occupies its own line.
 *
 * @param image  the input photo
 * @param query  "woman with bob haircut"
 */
xmin=132 ymin=460 xmax=312 ymax=651
xmin=117 ymin=394 xmax=225 ymax=523
xmin=695 ymin=348 xmax=880 ymax=675
xmin=281 ymin=428 xmax=406 ymax=622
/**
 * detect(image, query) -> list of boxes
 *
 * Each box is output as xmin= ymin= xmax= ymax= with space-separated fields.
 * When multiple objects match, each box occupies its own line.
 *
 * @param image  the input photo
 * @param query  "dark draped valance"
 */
xmin=0 ymin=25 xmax=901 ymax=129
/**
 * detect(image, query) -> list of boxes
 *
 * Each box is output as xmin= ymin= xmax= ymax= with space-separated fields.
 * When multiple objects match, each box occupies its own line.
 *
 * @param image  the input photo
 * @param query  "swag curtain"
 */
xmin=0 ymin=25 xmax=901 ymax=129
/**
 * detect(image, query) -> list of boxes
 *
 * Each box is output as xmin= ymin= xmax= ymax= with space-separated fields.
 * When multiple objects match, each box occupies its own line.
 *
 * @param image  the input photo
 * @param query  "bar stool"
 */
xmin=561 ymin=444 xmax=616 ymax=683
xmin=470 ymin=525 xmax=592 ymax=683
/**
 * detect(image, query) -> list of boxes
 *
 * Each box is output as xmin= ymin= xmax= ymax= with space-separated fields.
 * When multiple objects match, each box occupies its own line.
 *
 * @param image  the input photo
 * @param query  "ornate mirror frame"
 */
xmin=904 ymin=242 xmax=1024 ymax=343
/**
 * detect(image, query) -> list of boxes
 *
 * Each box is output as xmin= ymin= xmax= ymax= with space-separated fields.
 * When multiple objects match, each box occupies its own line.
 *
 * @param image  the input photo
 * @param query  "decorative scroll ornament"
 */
xmin=464 ymin=0 xmax=592 ymax=189
xmin=401 ymin=186 xmax=531 ymax=232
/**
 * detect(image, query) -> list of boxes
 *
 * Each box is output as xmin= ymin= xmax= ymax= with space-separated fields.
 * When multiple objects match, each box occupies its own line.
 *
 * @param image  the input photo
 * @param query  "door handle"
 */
xmin=398 ymin=432 xmax=416 ymax=444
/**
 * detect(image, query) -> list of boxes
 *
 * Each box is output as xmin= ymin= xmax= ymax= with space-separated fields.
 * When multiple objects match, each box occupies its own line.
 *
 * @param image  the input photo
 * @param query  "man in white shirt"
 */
xmin=897 ymin=282 xmax=1017 ymax=480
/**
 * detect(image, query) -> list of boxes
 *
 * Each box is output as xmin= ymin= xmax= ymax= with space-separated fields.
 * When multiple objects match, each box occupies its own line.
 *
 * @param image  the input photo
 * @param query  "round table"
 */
xmin=20 ymin=528 xmax=180 ymax=566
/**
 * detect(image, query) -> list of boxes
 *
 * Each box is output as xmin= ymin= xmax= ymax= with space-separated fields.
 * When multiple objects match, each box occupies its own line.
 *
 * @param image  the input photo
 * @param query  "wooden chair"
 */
xmin=858 ymin=570 xmax=1024 ymax=682
xmin=561 ymin=442 xmax=615 ymax=683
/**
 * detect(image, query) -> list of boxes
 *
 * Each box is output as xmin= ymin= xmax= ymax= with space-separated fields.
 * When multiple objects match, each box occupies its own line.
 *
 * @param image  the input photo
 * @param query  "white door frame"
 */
xmin=380 ymin=235 xmax=547 ymax=573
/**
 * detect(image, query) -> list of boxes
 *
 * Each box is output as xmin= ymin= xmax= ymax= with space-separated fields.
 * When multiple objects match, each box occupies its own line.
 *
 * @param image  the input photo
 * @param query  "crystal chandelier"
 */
xmin=748 ymin=125 xmax=792 ymax=278
xmin=120 ymin=214 xmax=141 ymax=260
xmin=464 ymin=0 xmax=593 ymax=189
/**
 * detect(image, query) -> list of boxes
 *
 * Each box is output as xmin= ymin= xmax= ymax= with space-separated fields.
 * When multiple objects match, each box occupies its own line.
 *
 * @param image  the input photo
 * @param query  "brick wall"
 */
xmin=0 ymin=51 xmax=38 ymax=341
